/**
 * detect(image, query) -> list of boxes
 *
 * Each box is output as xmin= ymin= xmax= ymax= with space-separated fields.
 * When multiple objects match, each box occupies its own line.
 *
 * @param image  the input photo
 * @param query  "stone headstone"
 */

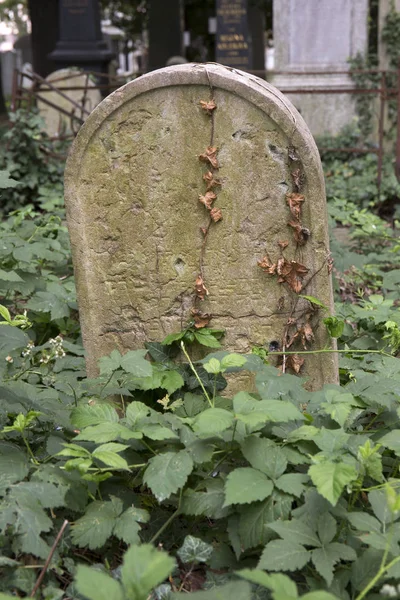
xmin=216 ymin=0 xmax=251 ymax=69
xmin=64 ymin=63 xmax=337 ymax=390
xmin=0 ymin=50 xmax=22 ymax=97
xmin=272 ymin=0 xmax=369 ymax=136
xmin=14 ymin=34 xmax=33 ymax=65
xmin=37 ymin=68 xmax=102 ymax=136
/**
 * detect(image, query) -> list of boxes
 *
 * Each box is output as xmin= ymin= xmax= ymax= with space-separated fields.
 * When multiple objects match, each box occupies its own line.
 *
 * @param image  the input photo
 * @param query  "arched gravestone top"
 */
xmin=64 ymin=63 xmax=338 ymax=389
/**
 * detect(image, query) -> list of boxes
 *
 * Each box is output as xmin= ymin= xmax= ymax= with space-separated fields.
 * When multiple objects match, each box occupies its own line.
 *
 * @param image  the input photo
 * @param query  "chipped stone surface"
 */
xmin=64 ymin=63 xmax=337 ymax=389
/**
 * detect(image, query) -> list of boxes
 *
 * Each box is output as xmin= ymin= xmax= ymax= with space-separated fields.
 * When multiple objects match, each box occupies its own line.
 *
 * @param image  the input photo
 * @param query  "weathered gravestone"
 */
xmin=64 ymin=63 xmax=338 ymax=390
xmin=37 ymin=69 xmax=102 ymax=136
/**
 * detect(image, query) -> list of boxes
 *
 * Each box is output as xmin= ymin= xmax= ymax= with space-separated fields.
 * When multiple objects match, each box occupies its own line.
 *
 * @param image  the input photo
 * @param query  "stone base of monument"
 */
xmin=64 ymin=63 xmax=338 ymax=391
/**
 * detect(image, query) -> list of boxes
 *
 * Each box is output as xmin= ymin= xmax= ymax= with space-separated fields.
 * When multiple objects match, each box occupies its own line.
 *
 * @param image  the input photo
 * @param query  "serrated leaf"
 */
xmin=126 ymin=401 xmax=150 ymax=427
xmin=143 ymin=450 xmax=193 ymax=502
xmin=224 ymin=468 xmax=273 ymax=506
xmin=241 ymin=437 xmax=286 ymax=478
xmin=193 ymin=408 xmax=234 ymax=436
xmin=0 ymin=269 xmax=23 ymax=281
xmin=346 ymin=512 xmax=381 ymax=532
xmin=141 ymin=423 xmax=179 ymax=440
xmin=379 ymin=430 xmax=400 ymax=454
xmin=274 ymin=473 xmax=308 ymax=497
xmin=258 ymin=540 xmax=310 ymax=571
xmin=71 ymin=404 xmax=119 ymax=428
xmin=113 ymin=507 xmax=149 ymax=545
xmin=308 ymin=461 xmax=357 ymax=506
xmin=75 ymin=565 xmax=124 ymax=600
xmin=0 ymin=325 xmax=29 ymax=356
xmin=92 ymin=450 xmax=129 ymax=470
xmin=57 ymin=443 xmax=91 ymax=459
xmin=239 ymin=493 xmax=292 ymax=550
xmin=181 ymin=479 xmax=229 ymax=519
xmin=98 ymin=350 xmax=121 ymax=374
xmin=75 ymin=422 xmax=142 ymax=443
xmin=171 ymin=581 xmax=251 ymax=600
xmin=121 ymin=544 xmax=176 ymax=599
xmin=161 ymin=370 xmax=184 ymax=394
xmin=221 ymin=353 xmax=247 ymax=369
xmin=317 ymin=513 xmax=337 ymax=546
xmin=194 ymin=330 xmax=221 ymax=347
xmin=177 ymin=535 xmax=213 ymax=564
xmin=269 ymin=519 xmax=320 ymax=547
xmin=237 ymin=569 xmax=298 ymax=598
xmin=71 ymin=500 xmax=122 ymax=549
xmin=312 ymin=543 xmax=356 ymax=586
xmin=0 ymin=442 xmax=29 ymax=487
xmin=120 ymin=350 xmax=153 ymax=377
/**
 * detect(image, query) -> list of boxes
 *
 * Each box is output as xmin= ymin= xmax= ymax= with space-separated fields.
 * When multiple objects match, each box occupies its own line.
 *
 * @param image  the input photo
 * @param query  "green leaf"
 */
xmin=92 ymin=449 xmax=129 ymax=470
xmin=269 ymin=519 xmax=320 ymax=548
xmin=194 ymin=330 xmax=221 ymax=348
xmin=379 ymin=430 xmax=400 ymax=454
xmin=0 ymin=169 xmax=20 ymax=189
xmin=312 ymin=543 xmax=356 ymax=586
xmin=0 ymin=442 xmax=29 ymax=487
xmin=239 ymin=493 xmax=292 ymax=550
xmin=203 ymin=357 xmax=221 ymax=374
xmin=98 ymin=349 xmax=121 ymax=374
xmin=141 ymin=423 xmax=179 ymax=440
xmin=258 ymin=540 xmax=310 ymax=571
xmin=301 ymin=594 xmax=341 ymax=600
xmin=71 ymin=500 xmax=122 ymax=549
xmin=224 ymin=468 xmax=274 ymax=506
xmin=171 ymin=581 xmax=251 ymax=600
xmin=323 ymin=316 xmax=344 ymax=338
xmin=347 ymin=512 xmax=381 ymax=533
xmin=0 ymin=305 xmax=11 ymax=323
xmin=177 ymin=535 xmax=213 ymax=564
xmin=143 ymin=450 xmax=193 ymax=502
xmin=120 ymin=350 xmax=153 ymax=377
xmin=299 ymin=295 xmax=328 ymax=310
xmin=113 ymin=507 xmax=149 ymax=545
xmin=121 ymin=544 xmax=176 ymax=599
xmin=308 ymin=461 xmax=357 ymax=506
xmin=317 ymin=513 xmax=337 ymax=546
xmin=274 ymin=473 xmax=308 ymax=497
xmin=0 ymin=325 xmax=29 ymax=356
xmin=126 ymin=401 xmax=150 ymax=427
xmin=181 ymin=479 xmax=229 ymax=519
xmin=221 ymin=353 xmax=247 ymax=369
xmin=75 ymin=422 xmax=142 ymax=443
xmin=75 ymin=565 xmax=124 ymax=600
xmin=0 ymin=269 xmax=23 ymax=282
xmin=240 ymin=437 xmax=284 ymax=477
xmin=70 ymin=404 xmax=119 ymax=428
xmin=162 ymin=331 xmax=186 ymax=345
xmin=161 ymin=370 xmax=184 ymax=394
xmin=193 ymin=408 xmax=234 ymax=436
xmin=237 ymin=570 xmax=298 ymax=598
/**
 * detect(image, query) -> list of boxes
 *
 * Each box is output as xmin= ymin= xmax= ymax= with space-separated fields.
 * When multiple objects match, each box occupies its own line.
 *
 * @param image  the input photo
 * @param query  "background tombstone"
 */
xmin=0 ymin=50 xmax=22 ymax=97
xmin=64 ymin=63 xmax=337 ymax=390
xmin=37 ymin=68 xmax=102 ymax=136
xmin=50 ymin=0 xmax=113 ymax=76
xmin=272 ymin=0 xmax=369 ymax=136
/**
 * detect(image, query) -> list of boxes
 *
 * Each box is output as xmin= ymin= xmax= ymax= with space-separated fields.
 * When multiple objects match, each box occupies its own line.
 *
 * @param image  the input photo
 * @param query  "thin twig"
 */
xmin=30 ymin=519 xmax=69 ymax=597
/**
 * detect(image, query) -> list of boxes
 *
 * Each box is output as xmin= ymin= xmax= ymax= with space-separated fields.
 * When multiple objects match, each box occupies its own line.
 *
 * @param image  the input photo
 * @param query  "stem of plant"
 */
xmin=268 ymin=348 xmax=393 ymax=357
xmin=355 ymin=554 xmax=400 ymax=600
xmin=149 ymin=488 xmax=183 ymax=545
xmin=22 ymin=432 xmax=38 ymax=464
xmin=181 ymin=341 xmax=213 ymax=407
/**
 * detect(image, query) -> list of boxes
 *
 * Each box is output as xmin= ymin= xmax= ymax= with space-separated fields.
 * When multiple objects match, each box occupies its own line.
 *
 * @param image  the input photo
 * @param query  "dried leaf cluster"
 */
xmin=257 ymin=256 xmax=309 ymax=294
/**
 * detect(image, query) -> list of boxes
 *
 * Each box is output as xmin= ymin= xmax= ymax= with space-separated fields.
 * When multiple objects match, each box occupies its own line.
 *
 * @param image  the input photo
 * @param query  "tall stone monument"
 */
xmin=64 ymin=63 xmax=337 ymax=390
xmin=272 ymin=0 xmax=369 ymax=136
xmin=50 ymin=0 xmax=113 ymax=75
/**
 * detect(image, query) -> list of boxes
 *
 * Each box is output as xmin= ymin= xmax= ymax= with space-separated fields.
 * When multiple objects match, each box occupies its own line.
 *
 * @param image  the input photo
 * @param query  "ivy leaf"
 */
xmin=121 ymin=544 xmax=176 ymax=599
xmin=177 ymin=535 xmax=213 ymax=564
xmin=224 ymin=468 xmax=274 ymax=506
xmin=308 ymin=461 xmax=357 ymax=506
xmin=113 ymin=507 xmax=149 ymax=545
xmin=71 ymin=500 xmax=122 ymax=549
xmin=193 ymin=408 xmax=234 ymax=436
xmin=75 ymin=566 xmax=124 ymax=600
xmin=143 ymin=450 xmax=193 ymax=502
xmin=258 ymin=540 xmax=310 ymax=571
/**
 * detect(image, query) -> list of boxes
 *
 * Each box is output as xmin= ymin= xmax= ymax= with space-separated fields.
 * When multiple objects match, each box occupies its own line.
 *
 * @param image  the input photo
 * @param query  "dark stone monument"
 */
xmin=50 ymin=0 xmax=113 ymax=75
xmin=216 ymin=0 xmax=265 ymax=72
xmin=148 ymin=0 xmax=184 ymax=71
xmin=14 ymin=34 xmax=33 ymax=65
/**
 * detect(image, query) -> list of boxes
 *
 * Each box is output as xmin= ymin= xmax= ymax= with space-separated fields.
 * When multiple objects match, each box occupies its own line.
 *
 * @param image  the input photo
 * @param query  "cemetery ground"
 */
xmin=3 ymin=115 xmax=400 ymax=600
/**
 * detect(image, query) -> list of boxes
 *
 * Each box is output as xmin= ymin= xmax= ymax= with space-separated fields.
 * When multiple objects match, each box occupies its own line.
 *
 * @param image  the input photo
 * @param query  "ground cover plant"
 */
xmin=3 ymin=117 xmax=400 ymax=599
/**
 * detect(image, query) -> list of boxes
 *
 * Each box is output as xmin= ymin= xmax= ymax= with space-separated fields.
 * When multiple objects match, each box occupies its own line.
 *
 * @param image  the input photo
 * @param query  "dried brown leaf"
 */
xmin=288 ymin=146 xmax=299 ymax=161
xmin=286 ymin=193 xmax=305 ymax=220
xmin=199 ymin=146 xmax=219 ymax=169
xmin=191 ymin=308 xmax=212 ymax=328
xmin=195 ymin=275 xmax=209 ymax=301
xmin=327 ymin=256 xmax=334 ymax=274
xmin=277 ymin=296 xmax=285 ymax=311
xmin=287 ymin=353 xmax=304 ymax=374
xmin=210 ymin=207 xmax=223 ymax=222
xmin=258 ymin=256 xmax=277 ymax=275
xmin=278 ymin=240 xmax=289 ymax=250
xmin=277 ymin=259 xmax=309 ymax=293
xmin=288 ymin=220 xmax=310 ymax=245
xmin=200 ymin=99 xmax=217 ymax=114
xmin=203 ymin=171 xmax=222 ymax=191
xmin=303 ymin=322 xmax=315 ymax=345
xmin=291 ymin=168 xmax=304 ymax=191
xmin=199 ymin=191 xmax=217 ymax=210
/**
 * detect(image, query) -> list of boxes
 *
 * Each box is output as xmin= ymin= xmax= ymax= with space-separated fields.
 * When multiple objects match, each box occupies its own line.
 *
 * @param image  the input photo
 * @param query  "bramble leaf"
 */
xmin=143 ymin=450 xmax=193 ymax=502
